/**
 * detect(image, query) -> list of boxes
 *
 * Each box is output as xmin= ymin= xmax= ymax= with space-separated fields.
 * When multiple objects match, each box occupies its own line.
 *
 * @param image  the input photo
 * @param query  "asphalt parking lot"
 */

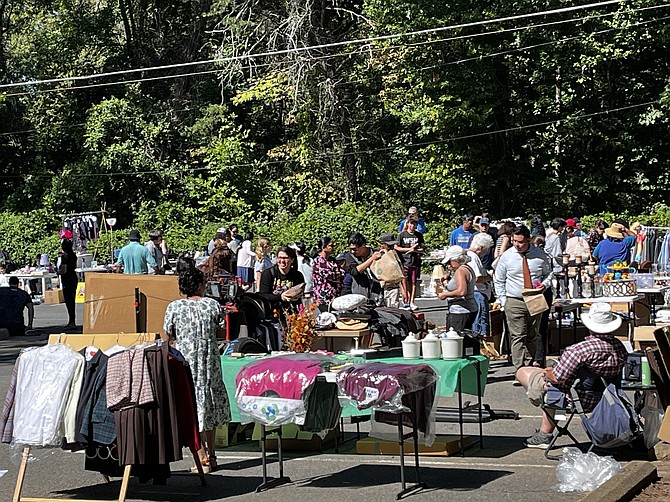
xmin=0 ymin=296 xmax=642 ymax=501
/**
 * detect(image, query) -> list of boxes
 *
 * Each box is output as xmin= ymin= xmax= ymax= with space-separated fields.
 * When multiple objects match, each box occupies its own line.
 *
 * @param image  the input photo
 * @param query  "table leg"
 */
xmin=476 ymin=359 xmax=483 ymax=448
xmin=557 ymin=308 xmax=563 ymax=354
xmin=458 ymin=371 xmax=464 ymax=457
xmin=255 ymin=425 xmax=292 ymax=492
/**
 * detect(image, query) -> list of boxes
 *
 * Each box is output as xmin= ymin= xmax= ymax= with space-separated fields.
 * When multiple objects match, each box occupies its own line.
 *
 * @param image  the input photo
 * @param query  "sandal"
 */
xmin=190 ymin=459 xmax=212 ymax=474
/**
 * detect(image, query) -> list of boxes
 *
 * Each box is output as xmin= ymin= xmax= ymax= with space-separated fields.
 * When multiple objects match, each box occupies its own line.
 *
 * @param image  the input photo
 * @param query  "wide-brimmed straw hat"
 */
xmin=581 ymin=303 xmax=622 ymax=334
xmin=605 ymin=223 xmax=627 ymax=239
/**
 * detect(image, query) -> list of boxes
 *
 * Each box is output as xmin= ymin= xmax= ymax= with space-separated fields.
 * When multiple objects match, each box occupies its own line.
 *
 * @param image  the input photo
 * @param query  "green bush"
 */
xmin=3 ymin=205 xmax=670 ymax=268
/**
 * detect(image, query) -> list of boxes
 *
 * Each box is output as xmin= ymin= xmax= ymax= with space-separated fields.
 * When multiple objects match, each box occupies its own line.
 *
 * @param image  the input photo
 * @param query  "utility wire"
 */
xmin=0 ymin=0 xmax=627 ymax=90
xmin=337 ymin=12 xmax=670 ymax=87
xmin=3 ymin=4 xmax=664 ymax=99
xmin=0 ymin=98 xmax=657 ymax=179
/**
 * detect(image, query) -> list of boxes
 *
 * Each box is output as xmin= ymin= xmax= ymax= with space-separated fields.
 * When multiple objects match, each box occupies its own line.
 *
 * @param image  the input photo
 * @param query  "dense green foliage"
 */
xmin=1 ymin=0 xmax=670 ymax=263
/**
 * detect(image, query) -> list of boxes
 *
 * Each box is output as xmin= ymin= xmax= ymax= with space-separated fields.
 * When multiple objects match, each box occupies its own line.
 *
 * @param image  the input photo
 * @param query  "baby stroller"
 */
xmin=238 ymin=293 xmax=282 ymax=351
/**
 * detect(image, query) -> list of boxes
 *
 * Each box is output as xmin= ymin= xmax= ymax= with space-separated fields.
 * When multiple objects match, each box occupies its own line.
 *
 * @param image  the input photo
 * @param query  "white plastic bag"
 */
xmin=641 ymin=405 xmax=664 ymax=449
xmin=555 ymin=447 xmax=622 ymax=492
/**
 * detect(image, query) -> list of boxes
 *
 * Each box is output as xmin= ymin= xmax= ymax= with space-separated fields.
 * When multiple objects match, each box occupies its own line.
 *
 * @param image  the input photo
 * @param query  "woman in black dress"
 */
xmin=58 ymin=229 xmax=78 ymax=330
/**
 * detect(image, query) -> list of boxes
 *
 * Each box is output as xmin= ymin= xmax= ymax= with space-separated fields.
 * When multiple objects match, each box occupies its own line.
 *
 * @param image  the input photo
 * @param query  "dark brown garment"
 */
xmin=115 ymin=344 xmax=181 ymax=484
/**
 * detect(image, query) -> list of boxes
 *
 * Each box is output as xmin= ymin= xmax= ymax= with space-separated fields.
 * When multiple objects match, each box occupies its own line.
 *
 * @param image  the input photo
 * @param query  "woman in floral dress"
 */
xmin=164 ymin=256 xmax=230 ymax=472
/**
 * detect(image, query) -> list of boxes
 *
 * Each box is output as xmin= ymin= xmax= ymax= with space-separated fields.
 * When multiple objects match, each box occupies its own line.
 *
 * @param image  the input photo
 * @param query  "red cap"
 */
xmin=59 ymin=229 xmax=73 ymax=240
xmin=565 ymin=218 xmax=576 ymax=228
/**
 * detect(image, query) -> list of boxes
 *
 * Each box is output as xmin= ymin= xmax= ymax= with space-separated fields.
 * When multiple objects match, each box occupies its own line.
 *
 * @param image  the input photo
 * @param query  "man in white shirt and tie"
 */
xmin=494 ymin=225 xmax=553 ymax=369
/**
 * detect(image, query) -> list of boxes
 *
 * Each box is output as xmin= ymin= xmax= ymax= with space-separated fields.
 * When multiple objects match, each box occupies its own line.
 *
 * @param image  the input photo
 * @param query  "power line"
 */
xmin=2 ymin=4 xmax=663 ymax=100
xmin=337 ymin=12 xmax=670 ymax=87
xmin=0 ymin=0 xmax=626 ymax=91
xmin=0 ymin=98 xmax=656 ymax=179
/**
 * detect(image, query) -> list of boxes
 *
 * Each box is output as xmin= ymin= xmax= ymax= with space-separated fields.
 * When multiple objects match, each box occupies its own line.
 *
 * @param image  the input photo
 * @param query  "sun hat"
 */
xmin=408 ymin=206 xmax=418 ymax=214
xmin=58 ymin=229 xmax=73 ymax=240
xmin=335 ymin=319 xmax=369 ymax=331
xmin=442 ymin=245 xmax=470 ymax=264
xmin=581 ymin=303 xmax=622 ymax=334
xmin=605 ymin=223 xmax=627 ymax=239
xmin=128 ymin=229 xmax=141 ymax=241
xmin=379 ymin=232 xmax=398 ymax=246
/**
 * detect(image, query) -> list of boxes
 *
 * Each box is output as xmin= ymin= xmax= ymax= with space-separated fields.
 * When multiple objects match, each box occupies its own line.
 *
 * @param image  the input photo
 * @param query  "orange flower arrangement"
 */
xmin=283 ymin=303 xmax=318 ymax=352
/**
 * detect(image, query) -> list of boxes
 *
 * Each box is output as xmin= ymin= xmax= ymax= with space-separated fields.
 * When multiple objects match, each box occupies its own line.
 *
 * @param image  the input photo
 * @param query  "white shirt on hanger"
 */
xmin=13 ymin=344 xmax=84 ymax=446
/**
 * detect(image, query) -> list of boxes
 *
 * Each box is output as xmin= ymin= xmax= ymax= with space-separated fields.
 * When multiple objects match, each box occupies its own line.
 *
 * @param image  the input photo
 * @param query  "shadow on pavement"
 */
xmin=53 ymin=473 xmax=264 ymax=501
xmin=299 ymin=464 xmax=512 ymax=490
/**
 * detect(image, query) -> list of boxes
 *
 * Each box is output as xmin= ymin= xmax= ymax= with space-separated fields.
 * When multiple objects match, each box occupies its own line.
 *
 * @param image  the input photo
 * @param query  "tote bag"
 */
xmin=372 ymin=249 xmax=405 ymax=286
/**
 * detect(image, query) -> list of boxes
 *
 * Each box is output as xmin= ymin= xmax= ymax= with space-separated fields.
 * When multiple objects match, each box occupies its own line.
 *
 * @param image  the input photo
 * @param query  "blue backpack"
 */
xmin=576 ymin=383 xmax=640 ymax=450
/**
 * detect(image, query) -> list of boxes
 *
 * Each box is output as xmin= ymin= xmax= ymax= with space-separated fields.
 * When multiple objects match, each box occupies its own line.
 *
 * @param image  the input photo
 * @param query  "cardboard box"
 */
xmin=356 ymin=435 xmax=477 ymax=456
xmin=82 ymin=273 xmax=181 ymax=334
xmin=215 ymin=423 xmax=253 ymax=448
xmin=634 ymin=324 xmax=669 ymax=351
xmin=658 ymin=406 xmax=670 ymax=443
xmin=44 ymin=288 xmax=64 ymax=304
xmin=257 ymin=424 xmax=338 ymax=452
xmin=611 ymin=301 xmax=651 ymax=326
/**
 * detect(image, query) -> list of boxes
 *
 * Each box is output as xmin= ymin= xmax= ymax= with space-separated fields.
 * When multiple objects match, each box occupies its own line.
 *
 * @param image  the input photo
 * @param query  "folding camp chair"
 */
xmin=540 ymin=376 xmax=641 ymax=461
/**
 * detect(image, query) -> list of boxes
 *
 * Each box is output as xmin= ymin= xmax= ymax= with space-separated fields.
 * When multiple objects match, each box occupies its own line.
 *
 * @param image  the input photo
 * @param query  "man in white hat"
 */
xmin=515 ymin=302 xmax=629 ymax=449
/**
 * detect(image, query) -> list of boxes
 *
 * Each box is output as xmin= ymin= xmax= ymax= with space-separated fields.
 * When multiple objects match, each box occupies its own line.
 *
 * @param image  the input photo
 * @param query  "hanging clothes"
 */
xmin=115 ymin=343 xmax=181 ymax=485
xmin=12 ymin=345 xmax=84 ymax=446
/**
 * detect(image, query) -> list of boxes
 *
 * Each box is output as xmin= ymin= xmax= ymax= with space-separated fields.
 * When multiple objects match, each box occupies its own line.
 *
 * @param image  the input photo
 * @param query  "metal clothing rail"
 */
xmin=57 ymin=210 xmax=107 ymax=218
xmin=12 ymin=333 xmax=205 ymax=502
xmin=641 ymin=226 xmax=670 ymax=230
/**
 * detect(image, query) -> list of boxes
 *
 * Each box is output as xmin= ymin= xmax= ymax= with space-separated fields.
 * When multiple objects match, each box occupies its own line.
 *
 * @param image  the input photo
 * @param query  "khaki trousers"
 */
xmin=505 ymin=296 xmax=542 ymax=369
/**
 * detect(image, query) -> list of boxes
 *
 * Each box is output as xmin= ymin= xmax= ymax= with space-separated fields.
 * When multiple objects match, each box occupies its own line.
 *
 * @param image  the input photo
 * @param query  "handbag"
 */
xmin=372 ymin=249 xmax=405 ymax=285
xmin=522 ymin=287 xmax=549 ymax=316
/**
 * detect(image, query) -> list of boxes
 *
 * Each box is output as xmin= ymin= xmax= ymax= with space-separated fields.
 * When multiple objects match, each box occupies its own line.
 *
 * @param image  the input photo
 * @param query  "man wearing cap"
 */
xmin=378 ymin=232 xmax=405 ymax=309
xmin=208 ymin=227 xmax=230 ymax=255
xmin=0 ymin=276 xmax=34 ymax=336
xmin=515 ymin=303 xmax=628 ymax=448
xmin=477 ymin=216 xmax=497 ymax=270
xmin=398 ymin=206 xmax=427 ymax=234
xmin=493 ymin=225 xmax=553 ymax=369
xmin=449 ymin=215 xmax=478 ymax=249
xmin=116 ymin=230 xmax=156 ymax=274
xmin=572 ymin=218 xmax=585 ymax=237
xmin=593 ymin=222 xmax=636 ymax=274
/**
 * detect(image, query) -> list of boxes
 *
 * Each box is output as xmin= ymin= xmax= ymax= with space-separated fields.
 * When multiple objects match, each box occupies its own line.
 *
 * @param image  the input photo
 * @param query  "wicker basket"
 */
xmin=601 ymin=279 xmax=637 ymax=297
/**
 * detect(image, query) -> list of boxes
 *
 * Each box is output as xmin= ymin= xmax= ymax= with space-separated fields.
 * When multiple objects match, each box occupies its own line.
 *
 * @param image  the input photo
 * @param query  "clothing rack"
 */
xmin=56 ymin=210 xmax=107 ymax=218
xmin=641 ymin=226 xmax=670 ymax=231
xmin=12 ymin=333 xmax=205 ymax=502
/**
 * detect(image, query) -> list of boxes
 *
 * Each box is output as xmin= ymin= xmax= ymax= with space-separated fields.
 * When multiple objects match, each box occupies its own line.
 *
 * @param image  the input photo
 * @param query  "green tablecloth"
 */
xmin=221 ymin=354 xmax=489 ymax=422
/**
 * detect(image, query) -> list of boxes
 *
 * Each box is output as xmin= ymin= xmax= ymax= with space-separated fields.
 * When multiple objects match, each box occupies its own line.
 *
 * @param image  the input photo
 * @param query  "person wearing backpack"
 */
xmin=515 ymin=303 xmax=628 ymax=449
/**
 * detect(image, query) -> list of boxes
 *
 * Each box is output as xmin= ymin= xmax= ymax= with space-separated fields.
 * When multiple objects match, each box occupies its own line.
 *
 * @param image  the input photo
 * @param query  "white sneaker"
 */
xmin=410 ymin=303 xmax=419 ymax=311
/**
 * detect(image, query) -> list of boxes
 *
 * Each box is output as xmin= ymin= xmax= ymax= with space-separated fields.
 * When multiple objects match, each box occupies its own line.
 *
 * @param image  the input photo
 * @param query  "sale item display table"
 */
xmin=313 ymin=328 xmax=372 ymax=351
xmin=0 ymin=272 xmax=58 ymax=295
xmin=638 ymin=286 xmax=670 ymax=324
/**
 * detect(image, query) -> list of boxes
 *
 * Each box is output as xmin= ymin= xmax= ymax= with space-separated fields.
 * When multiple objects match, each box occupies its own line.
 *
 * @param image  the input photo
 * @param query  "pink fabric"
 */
xmin=235 ymin=355 xmax=324 ymax=400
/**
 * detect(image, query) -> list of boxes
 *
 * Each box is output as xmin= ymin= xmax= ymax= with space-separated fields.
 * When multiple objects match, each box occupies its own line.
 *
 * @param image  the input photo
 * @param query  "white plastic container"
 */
xmin=421 ymin=331 xmax=441 ymax=359
xmin=402 ymin=333 xmax=421 ymax=359
xmin=440 ymin=327 xmax=463 ymax=360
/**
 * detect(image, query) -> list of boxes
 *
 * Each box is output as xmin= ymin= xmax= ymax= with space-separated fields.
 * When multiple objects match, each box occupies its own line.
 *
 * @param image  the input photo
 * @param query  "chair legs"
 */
xmin=542 ymin=409 xmax=584 ymax=461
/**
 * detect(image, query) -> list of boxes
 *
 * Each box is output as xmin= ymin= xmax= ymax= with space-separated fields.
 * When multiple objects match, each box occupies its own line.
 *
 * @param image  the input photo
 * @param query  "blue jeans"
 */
xmin=472 ymin=290 xmax=489 ymax=337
